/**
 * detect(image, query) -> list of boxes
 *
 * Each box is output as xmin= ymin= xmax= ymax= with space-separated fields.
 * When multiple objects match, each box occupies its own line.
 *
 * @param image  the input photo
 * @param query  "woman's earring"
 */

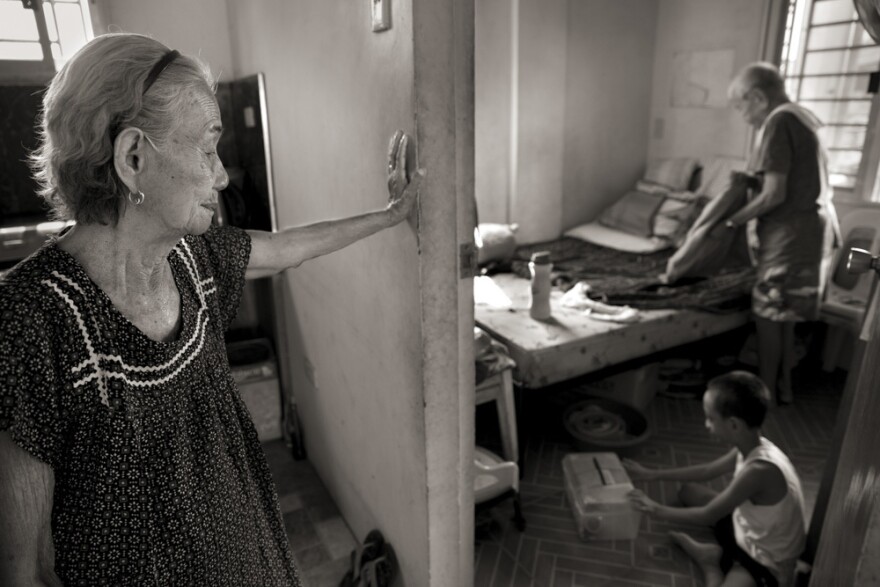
xmin=128 ymin=190 xmax=145 ymax=206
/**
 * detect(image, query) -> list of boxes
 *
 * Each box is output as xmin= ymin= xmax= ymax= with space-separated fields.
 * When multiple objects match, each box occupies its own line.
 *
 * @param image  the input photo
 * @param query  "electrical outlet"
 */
xmin=371 ymin=0 xmax=390 ymax=32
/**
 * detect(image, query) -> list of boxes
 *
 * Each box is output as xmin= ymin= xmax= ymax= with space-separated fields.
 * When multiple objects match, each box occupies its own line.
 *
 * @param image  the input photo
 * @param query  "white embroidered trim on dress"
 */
xmin=44 ymin=239 xmax=217 ymax=406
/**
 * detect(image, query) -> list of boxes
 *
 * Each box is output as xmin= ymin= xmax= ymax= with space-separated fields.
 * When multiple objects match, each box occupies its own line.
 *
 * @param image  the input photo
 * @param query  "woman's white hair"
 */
xmin=30 ymin=33 xmax=215 ymax=225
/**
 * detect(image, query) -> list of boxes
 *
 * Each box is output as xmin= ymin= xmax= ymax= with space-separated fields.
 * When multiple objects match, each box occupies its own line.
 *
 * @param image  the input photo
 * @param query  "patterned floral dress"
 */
xmin=0 ymin=226 xmax=300 ymax=586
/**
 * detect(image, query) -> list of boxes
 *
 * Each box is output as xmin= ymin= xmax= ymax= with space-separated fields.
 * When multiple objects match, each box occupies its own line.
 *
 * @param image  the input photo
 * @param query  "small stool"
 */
xmin=474 ymin=368 xmax=525 ymax=531
xmin=475 ymin=368 xmax=518 ymax=465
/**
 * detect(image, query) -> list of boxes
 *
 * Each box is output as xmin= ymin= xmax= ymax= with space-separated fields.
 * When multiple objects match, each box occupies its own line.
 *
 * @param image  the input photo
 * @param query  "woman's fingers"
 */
xmin=387 ymin=130 xmax=403 ymax=173
xmin=396 ymin=134 xmax=408 ymax=180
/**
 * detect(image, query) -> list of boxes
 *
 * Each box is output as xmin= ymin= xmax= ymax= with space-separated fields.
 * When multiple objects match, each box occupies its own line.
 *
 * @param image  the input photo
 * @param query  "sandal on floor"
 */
xmin=361 ymin=542 xmax=397 ymax=587
xmin=338 ymin=529 xmax=386 ymax=587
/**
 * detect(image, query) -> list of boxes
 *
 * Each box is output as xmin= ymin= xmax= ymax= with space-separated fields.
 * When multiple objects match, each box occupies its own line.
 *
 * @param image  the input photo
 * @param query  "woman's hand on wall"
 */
xmin=386 ymin=130 xmax=424 ymax=226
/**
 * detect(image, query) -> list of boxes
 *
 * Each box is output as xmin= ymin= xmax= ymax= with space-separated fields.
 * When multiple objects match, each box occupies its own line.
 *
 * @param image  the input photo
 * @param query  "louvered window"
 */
xmin=0 ymin=0 xmax=93 ymax=82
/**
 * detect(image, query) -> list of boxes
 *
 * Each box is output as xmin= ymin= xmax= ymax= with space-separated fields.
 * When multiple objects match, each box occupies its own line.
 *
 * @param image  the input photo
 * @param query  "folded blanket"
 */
xmin=664 ymin=171 xmax=755 ymax=283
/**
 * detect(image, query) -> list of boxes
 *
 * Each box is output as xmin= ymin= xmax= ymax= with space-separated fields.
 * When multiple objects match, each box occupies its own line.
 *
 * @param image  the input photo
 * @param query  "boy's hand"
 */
xmin=627 ymin=489 xmax=658 ymax=514
xmin=622 ymin=458 xmax=656 ymax=481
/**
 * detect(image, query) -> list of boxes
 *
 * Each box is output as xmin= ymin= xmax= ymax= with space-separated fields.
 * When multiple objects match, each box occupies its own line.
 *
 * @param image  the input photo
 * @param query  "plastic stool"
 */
xmin=475 ymin=368 xmax=518 ymax=465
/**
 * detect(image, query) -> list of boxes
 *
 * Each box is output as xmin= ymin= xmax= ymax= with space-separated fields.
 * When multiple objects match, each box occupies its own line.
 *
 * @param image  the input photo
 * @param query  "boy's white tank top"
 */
xmin=733 ymin=437 xmax=807 ymax=586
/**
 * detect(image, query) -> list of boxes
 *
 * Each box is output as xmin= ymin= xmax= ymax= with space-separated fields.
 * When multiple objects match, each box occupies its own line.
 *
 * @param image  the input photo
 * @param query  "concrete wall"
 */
xmin=225 ymin=1 xmax=431 ymax=583
xmin=475 ymin=0 xmax=659 ymax=243
xmin=512 ymin=0 xmax=569 ymax=243
xmin=562 ymin=0 xmax=658 ymax=230
xmin=647 ymin=0 xmax=772 ymax=162
xmin=90 ymin=0 xmax=235 ymax=81
xmin=475 ymin=0 xmax=514 ymax=225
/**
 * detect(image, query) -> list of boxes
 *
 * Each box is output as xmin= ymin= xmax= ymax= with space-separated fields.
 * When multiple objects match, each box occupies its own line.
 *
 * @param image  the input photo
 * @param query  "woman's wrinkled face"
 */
xmin=141 ymin=87 xmax=228 ymax=237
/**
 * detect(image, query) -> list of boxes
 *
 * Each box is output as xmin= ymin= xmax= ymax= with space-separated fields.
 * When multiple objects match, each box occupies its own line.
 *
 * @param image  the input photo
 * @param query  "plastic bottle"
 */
xmin=529 ymin=251 xmax=553 ymax=320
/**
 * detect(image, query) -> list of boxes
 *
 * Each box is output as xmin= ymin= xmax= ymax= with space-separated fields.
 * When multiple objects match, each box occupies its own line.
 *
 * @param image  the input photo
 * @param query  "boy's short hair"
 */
xmin=706 ymin=370 xmax=771 ymax=428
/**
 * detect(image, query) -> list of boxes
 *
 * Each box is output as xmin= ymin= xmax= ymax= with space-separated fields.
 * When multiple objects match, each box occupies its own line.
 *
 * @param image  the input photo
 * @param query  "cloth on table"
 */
xmin=474 ymin=327 xmax=516 ymax=385
xmin=511 ymin=238 xmax=753 ymax=312
xmin=560 ymin=282 xmax=641 ymax=323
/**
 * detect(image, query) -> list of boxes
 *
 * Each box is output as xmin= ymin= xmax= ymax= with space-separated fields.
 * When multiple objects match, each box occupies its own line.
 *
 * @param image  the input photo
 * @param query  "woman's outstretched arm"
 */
xmin=245 ymin=131 xmax=424 ymax=279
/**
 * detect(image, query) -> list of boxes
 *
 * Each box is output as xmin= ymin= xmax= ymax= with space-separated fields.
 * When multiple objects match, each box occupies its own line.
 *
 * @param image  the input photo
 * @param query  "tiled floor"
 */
xmin=473 ymin=343 xmax=846 ymax=587
xmin=264 ymin=328 xmax=847 ymax=587
xmin=263 ymin=440 xmax=357 ymax=587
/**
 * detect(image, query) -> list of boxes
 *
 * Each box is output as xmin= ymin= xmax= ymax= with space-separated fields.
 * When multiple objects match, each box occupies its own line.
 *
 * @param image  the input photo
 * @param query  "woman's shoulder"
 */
xmin=177 ymin=226 xmax=251 ymax=274
xmin=0 ymin=246 xmax=65 ymax=318
xmin=180 ymin=225 xmax=249 ymax=254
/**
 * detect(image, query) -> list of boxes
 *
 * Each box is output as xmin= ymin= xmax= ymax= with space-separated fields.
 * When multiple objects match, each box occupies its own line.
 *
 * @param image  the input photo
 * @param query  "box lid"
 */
xmin=563 ymin=452 xmax=633 ymax=507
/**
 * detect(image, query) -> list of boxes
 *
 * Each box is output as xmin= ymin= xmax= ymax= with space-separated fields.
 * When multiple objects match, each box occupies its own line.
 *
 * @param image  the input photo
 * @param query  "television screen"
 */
xmin=0 ymin=84 xmax=50 ymax=227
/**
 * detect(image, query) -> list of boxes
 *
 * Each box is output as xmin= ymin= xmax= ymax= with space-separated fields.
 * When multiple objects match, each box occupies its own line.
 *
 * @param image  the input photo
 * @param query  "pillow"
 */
xmin=598 ymin=190 xmax=666 ymax=237
xmin=634 ymin=180 xmax=672 ymax=195
xmin=652 ymin=196 xmax=706 ymax=246
xmin=564 ymin=222 xmax=672 ymax=254
xmin=476 ymin=223 xmax=518 ymax=265
xmin=644 ymin=157 xmax=702 ymax=191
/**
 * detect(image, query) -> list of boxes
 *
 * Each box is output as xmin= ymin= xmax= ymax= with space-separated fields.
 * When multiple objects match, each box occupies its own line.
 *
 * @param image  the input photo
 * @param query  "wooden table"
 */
xmin=474 ymin=274 xmax=751 ymax=389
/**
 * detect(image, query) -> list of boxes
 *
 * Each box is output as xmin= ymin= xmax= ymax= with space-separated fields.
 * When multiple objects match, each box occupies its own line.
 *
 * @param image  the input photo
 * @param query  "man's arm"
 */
xmin=629 ymin=460 xmax=779 ymax=527
xmin=0 ymin=432 xmax=62 ymax=587
xmin=623 ymin=448 xmax=738 ymax=483
xmin=725 ymin=171 xmax=787 ymax=227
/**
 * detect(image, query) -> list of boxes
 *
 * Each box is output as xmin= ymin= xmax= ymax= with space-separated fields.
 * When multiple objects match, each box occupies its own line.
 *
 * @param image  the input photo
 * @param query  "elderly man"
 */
xmin=724 ymin=62 xmax=837 ymax=406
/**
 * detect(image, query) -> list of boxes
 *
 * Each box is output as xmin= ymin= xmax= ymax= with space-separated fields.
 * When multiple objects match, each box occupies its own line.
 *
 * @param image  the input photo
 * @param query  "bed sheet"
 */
xmin=474 ymin=273 xmax=751 ymax=389
xmin=508 ymin=237 xmax=754 ymax=312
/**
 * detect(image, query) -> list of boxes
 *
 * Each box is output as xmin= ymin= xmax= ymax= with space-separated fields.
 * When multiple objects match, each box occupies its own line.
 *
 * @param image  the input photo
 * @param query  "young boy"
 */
xmin=625 ymin=370 xmax=806 ymax=587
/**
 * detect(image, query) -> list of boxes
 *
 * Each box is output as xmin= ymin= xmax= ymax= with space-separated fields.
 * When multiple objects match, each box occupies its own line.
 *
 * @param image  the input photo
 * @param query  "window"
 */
xmin=779 ymin=0 xmax=880 ymax=201
xmin=0 ymin=0 xmax=93 ymax=82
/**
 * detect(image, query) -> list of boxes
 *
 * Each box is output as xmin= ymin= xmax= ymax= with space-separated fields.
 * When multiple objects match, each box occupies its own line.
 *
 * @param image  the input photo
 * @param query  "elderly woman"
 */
xmin=724 ymin=62 xmax=837 ymax=406
xmin=0 ymin=33 xmax=422 ymax=586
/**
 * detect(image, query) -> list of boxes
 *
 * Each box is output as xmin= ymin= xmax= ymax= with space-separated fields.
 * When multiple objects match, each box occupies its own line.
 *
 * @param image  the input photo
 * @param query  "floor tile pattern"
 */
xmin=263 ymin=441 xmax=356 ymax=587
xmin=263 ymin=332 xmax=845 ymax=587
xmin=473 ymin=363 xmax=844 ymax=587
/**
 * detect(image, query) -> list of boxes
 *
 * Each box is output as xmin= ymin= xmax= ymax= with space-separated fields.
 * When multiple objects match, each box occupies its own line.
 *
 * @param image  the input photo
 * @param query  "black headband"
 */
xmin=142 ymin=50 xmax=180 ymax=95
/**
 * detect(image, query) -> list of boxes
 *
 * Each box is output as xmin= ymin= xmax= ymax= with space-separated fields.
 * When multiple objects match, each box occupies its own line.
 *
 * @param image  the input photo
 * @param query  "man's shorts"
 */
xmin=752 ymin=261 xmax=821 ymax=322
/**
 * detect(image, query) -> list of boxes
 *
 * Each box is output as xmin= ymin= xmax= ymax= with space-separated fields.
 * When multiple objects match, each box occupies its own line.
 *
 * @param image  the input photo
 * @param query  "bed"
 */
xmin=474 ymin=156 xmax=754 ymax=389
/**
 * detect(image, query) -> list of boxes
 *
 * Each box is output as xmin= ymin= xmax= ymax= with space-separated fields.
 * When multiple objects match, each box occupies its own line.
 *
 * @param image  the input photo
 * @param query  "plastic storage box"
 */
xmin=562 ymin=452 xmax=641 ymax=541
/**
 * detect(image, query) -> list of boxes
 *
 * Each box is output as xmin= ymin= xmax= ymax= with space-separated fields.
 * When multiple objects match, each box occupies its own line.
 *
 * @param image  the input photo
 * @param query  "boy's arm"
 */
xmin=623 ymin=448 xmax=738 ymax=483
xmin=629 ymin=461 xmax=774 ymax=526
